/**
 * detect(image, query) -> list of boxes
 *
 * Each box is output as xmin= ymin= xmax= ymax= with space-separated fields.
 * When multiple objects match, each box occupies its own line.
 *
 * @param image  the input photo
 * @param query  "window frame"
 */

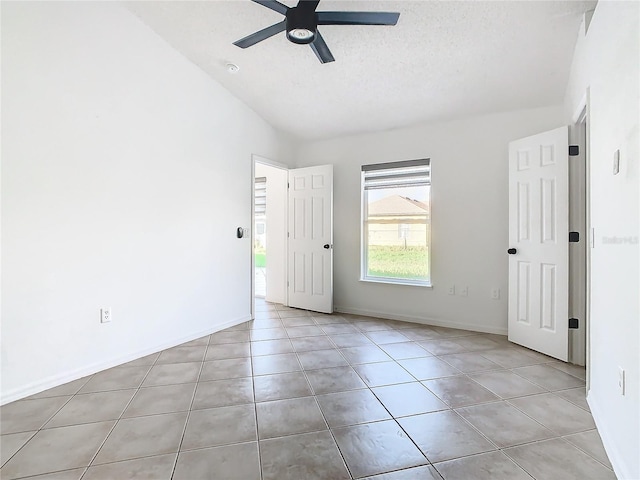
xmin=360 ymin=159 xmax=432 ymax=287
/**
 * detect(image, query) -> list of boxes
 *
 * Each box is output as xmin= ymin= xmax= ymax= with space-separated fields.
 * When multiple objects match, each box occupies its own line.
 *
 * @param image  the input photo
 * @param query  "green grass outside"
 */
xmin=255 ymin=250 xmax=266 ymax=268
xmin=367 ymin=245 xmax=429 ymax=280
xmin=255 ymin=245 xmax=427 ymax=279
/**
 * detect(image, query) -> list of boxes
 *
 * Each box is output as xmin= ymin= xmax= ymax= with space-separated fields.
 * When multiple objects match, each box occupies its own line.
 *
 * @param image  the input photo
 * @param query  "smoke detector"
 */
xmin=226 ymin=63 xmax=240 ymax=73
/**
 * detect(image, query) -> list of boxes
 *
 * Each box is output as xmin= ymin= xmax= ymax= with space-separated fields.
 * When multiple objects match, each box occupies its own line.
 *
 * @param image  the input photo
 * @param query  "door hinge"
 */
xmin=287 ymin=232 xmax=290 ymax=238
xmin=569 ymin=231 xmax=580 ymax=243
xmin=569 ymin=145 xmax=579 ymax=156
xmin=287 ymin=281 xmax=289 ymax=287
xmin=287 ymin=182 xmax=290 ymax=189
xmin=569 ymin=318 xmax=579 ymax=329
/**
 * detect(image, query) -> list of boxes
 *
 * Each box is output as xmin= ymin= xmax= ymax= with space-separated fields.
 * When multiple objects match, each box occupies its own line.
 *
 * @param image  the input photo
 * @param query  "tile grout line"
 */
xmin=2 ymin=373 xmax=102 ymax=477
xmin=370 ymin=331 xmax=545 ymax=480
xmin=314 ymin=313 xmax=431 ymax=479
xmin=558 ymin=433 xmax=615 ymax=471
xmin=455 ymin=366 xmax=608 ymax=472
xmin=432 ymin=348 xmax=600 ymax=474
xmin=5 ymin=355 xmax=172 ymax=479
xmin=289 ymin=308 xmax=598 ymax=479
xmin=79 ymin=352 xmax=162 ymax=479
xmin=343 ymin=314 xmax=485 ymax=477
xmin=249 ymin=331 xmax=265 ymax=480
xmin=53 ymin=343 xmax=211 ymax=476
xmin=291 ymin=312 xmax=356 ymax=480
xmin=0 ymin=430 xmax=39 ymax=472
xmin=3 ymin=303 xmax=598 ymax=480
xmin=267 ymin=318 xmax=591 ymax=477
xmin=167 ymin=334 xmax=210 ymax=480
xmin=358 ymin=336 xmax=442 ymax=477
xmin=431 ymin=450 xmax=536 ymax=480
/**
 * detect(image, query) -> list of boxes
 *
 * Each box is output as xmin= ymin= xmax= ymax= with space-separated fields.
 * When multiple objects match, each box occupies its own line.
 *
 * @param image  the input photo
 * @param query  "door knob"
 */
xmin=323 ymin=244 xmax=331 ymax=249
xmin=507 ymin=248 xmax=517 ymax=255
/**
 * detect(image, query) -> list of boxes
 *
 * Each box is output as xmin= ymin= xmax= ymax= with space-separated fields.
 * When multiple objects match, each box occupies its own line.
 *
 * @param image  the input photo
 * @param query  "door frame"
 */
xmin=569 ymin=103 xmax=588 ymax=367
xmin=251 ymin=154 xmax=290 ymax=320
xmin=570 ymin=92 xmax=591 ymax=386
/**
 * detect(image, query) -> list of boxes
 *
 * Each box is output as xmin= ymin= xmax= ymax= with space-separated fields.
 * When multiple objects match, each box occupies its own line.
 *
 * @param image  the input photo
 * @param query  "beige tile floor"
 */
xmin=1 ymin=299 xmax=615 ymax=480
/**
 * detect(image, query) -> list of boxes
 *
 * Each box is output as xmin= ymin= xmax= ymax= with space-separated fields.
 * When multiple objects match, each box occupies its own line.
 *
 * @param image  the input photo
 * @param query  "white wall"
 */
xmin=0 ymin=2 xmax=293 ymax=404
xmin=564 ymin=3 xmax=639 ymax=478
xmin=255 ymin=161 xmax=288 ymax=304
xmin=295 ymin=106 xmax=563 ymax=334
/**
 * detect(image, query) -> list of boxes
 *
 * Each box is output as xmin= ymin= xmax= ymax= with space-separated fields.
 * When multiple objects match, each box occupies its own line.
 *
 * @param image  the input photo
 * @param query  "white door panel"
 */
xmin=508 ymin=126 xmax=569 ymax=361
xmin=288 ymin=165 xmax=333 ymax=313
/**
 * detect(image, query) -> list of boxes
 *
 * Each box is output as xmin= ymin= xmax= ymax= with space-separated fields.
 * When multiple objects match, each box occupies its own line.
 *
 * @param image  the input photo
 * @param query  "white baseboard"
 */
xmin=334 ymin=305 xmax=508 ymax=336
xmin=1 ymin=314 xmax=251 ymax=405
xmin=587 ymin=391 xmax=633 ymax=479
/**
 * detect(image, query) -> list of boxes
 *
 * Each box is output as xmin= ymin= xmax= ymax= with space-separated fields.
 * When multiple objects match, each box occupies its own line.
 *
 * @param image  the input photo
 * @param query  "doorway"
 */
xmin=251 ymin=158 xmax=335 ymax=318
xmin=506 ymin=118 xmax=589 ymax=366
xmin=252 ymin=157 xmax=288 ymax=312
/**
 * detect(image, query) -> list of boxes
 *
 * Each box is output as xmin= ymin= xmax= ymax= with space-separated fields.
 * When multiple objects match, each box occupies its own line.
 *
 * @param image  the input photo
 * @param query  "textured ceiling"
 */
xmin=125 ymin=0 xmax=595 ymax=140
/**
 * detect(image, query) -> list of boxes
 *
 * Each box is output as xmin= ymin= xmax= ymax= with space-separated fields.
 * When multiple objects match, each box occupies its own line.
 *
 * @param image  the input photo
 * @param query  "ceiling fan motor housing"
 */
xmin=286 ymin=6 xmax=318 ymax=44
xmin=233 ymin=0 xmax=400 ymax=64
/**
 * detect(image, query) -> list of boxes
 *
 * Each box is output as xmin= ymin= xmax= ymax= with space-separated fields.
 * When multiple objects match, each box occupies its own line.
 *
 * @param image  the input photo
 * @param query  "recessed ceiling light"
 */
xmin=226 ymin=62 xmax=240 ymax=73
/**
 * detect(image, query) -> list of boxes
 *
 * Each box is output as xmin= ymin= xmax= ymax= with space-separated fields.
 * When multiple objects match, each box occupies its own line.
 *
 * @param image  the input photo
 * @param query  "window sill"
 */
xmin=359 ymin=277 xmax=433 ymax=288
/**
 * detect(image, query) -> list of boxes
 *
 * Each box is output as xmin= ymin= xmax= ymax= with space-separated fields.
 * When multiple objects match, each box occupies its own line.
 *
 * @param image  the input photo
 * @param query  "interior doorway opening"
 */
xmin=252 ymin=157 xmax=289 ymax=313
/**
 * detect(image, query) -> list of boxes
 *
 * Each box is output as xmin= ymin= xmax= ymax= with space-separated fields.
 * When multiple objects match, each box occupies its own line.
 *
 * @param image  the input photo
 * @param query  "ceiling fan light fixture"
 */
xmin=287 ymin=28 xmax=314 ymax=42
xmin=286 ymin=6 xmax=317 ymax=44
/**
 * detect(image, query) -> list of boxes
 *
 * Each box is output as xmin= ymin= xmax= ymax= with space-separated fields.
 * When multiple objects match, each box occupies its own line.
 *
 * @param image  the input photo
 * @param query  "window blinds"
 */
xmin=254 ymin=177 xmax=266 ymax=215
xmin=361 ymin=159 xmax=430 ymax=190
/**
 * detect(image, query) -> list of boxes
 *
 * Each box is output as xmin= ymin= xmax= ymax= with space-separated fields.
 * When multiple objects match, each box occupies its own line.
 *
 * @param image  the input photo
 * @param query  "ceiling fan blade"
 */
xmin=297 ymin=0 xmax=321 ymax=11
xmin=317 ymin=11 xmax=400 ymax=26
xmin=233 ymin=21 xmax=286 ymax=48
xmin=252 ymin=0 xmax=289 ymax=16
xmin=310 ymin=31 xmax=335 ymax=64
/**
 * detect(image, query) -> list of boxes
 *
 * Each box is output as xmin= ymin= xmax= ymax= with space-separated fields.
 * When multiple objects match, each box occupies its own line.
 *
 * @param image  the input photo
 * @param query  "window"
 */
xmin=361 ymin=159 xmax=431 ymax=286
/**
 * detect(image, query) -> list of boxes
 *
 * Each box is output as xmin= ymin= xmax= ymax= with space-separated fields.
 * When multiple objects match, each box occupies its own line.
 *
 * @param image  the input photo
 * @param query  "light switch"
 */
xmin=613 ymin=149 xmax=620 ymax=175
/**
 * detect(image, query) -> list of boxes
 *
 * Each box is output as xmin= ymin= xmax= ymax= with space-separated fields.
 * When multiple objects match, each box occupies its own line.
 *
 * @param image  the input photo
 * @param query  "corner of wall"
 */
xmin=587 ymin=391 xmax=634 ymax=480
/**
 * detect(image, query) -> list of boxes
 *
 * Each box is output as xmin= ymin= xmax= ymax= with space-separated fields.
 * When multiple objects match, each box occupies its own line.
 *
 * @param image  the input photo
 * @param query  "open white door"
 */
xmin=508 ymin=126 xmax=569 ymax=361
xmin=287 ymin=165 xmax=333 ymax=313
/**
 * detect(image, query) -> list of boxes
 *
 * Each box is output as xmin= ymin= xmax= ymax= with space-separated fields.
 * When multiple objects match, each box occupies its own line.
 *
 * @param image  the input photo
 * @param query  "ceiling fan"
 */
xmin=233 ymin=0 xmax=400 ymax=64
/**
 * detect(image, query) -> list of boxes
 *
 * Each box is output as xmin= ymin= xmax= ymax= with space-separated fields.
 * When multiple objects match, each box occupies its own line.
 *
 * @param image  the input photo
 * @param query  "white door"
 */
xmin=287 ymin=165 xmax=333 ymax=313
xmin=508 ymin=126 xmax=569 ymax=361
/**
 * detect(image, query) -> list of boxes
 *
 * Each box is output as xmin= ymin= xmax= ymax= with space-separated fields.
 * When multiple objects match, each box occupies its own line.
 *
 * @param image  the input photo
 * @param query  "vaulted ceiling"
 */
xmin=126 ymin=0 xmax=596 ymax=140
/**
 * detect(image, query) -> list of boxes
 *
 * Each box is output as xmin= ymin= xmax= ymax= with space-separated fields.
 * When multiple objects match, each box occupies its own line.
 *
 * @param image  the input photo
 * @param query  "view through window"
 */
xmin=361 ymin=159 xmax=431 ymax=286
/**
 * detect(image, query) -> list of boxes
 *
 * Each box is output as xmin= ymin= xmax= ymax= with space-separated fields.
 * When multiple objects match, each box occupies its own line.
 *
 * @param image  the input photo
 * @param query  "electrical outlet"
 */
xmin=491 ymin=288 xmax=500 ymax=300
xmin=618 ymin=367 xmax=625 ymax=395
xmin=459 ymin=286 xmax=468 ymax=297
xmin=448 ymin=285 xmax=455 ymax=295
xmin=101 ymin=308 xmax=112 ymax=323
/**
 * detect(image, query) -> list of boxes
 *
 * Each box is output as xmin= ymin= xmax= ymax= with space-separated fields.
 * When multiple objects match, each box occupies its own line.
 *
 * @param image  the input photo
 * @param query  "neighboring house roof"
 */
xmin=368 ymin=195 xmax=429 ymax=217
